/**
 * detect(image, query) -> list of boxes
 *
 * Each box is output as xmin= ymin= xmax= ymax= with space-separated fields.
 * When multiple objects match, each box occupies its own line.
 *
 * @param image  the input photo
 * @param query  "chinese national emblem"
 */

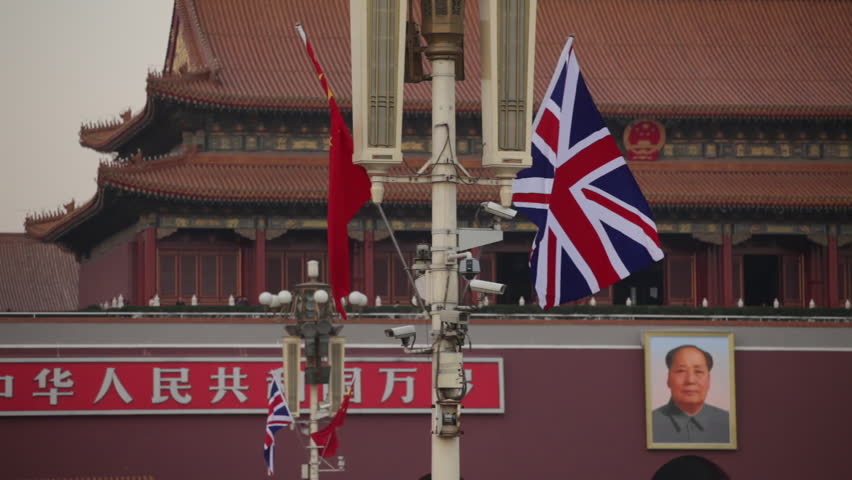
xmin=623 ymin=119 xmax=666 ymax=161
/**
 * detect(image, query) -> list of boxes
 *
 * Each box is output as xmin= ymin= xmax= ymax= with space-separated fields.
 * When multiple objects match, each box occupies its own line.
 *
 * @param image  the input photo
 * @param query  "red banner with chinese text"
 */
xmin=0 ymin=357 xmax=503 ymax=416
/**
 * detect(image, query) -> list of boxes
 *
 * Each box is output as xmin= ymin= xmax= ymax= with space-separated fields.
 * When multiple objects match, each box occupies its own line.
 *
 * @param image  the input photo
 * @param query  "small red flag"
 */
xmin=296 ymin=24 xmax=372 ymax=318
xmin=310 ymin=389 xmax=353 ymax=457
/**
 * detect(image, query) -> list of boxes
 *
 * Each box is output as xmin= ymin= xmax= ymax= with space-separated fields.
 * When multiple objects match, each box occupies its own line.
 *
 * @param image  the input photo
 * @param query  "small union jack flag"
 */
xmin=512 ymin=37 xmax=664 ymax=308
xmin=263 ymin=369 xmax=294 ymax=475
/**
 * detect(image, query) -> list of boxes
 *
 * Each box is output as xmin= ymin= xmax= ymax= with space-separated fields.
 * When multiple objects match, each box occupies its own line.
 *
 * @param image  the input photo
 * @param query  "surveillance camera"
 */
xmin=469 ymin=279 xmax=507 ymax=295
xmin=415 ymin=243 xmax=431 ymax=260
xmin=481 ymin=201 xmax=517 ymax=220
xmin=459 ymin=257 xmax=480 ymax=279
xmin=384 ymin=325 xmax=416 ymax=339
xmin=412 ymin=259 xmax=429 ymax=275
xmin=384 ymin=325 xmax=416 ymax=347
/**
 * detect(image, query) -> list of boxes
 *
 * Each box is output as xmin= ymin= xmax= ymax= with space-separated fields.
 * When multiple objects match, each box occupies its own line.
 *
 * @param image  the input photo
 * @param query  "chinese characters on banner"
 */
xmin=0 ymin=357 xmax=503 ymax=415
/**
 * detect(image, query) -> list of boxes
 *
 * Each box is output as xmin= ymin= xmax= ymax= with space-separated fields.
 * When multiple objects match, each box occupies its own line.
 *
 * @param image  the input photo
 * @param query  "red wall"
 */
xmin=2 ymin=348 xmax=850 ymax=479
xmin=78 ymin=242 xmax=135 ymax=308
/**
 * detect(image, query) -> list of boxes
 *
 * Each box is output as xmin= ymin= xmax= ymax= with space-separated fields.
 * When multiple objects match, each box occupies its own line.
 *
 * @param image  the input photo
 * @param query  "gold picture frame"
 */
xmin=644 ymin=331 xmax=737 ymax=450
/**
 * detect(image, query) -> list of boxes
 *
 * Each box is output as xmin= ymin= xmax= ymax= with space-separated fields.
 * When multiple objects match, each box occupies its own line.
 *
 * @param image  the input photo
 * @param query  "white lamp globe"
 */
xmin=277 ymin=290 xmax=293 ymax=304
xmin=349 ymin=291 xmax=367 ymax=306
xmin=313 ymin=289 xmax=329 ymax=304
xmin=270 ymin=296 xmax=282 ymax=308
xmin=258 ymin=291 xmax=274 ymax=306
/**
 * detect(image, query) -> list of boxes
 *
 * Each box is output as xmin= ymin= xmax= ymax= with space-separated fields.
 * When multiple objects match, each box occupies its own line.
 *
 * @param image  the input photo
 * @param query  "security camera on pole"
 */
xmin=350 ymin=2 xmax=537 ymax=479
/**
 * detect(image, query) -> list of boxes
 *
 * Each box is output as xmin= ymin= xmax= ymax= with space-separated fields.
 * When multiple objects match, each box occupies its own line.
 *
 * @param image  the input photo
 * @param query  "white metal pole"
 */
xmin=430 ymin=56 xmax=460 ymax=480
xmin=310 ymin=383 xmax=320 ymax=480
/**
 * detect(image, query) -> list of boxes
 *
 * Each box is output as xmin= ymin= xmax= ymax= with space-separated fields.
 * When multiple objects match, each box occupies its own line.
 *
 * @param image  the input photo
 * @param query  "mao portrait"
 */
xmin=644 ymin=332 xmax=737 ymax=449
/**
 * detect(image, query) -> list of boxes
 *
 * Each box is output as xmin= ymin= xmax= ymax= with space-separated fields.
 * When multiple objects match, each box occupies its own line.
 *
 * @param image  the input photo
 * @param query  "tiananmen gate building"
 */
xmin=3 ymin=1 xmax=852 ymax=479
xmin=20 ymin=0 xmax=852 ymax=310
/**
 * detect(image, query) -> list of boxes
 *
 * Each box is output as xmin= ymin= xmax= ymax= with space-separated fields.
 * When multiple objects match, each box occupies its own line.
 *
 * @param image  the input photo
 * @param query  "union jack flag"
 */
xmin=263 ymin=369 xmax=294 ymax=475
xmin=512 ymin=38 xmax=664 ymax=308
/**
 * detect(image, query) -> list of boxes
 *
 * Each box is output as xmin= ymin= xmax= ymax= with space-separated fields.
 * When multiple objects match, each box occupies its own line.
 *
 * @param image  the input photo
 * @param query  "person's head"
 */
xmin=665 ymin=345 xmax=713 ymax=415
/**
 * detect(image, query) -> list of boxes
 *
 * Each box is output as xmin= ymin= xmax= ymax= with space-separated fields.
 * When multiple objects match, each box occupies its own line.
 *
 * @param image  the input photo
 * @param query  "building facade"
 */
xmin=22 ymin=0 xmax=852 ymax=311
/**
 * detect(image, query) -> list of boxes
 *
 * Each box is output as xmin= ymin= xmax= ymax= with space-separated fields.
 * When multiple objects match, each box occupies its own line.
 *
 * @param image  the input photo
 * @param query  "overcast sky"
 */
xmin=0 ymin=0 xmax=173 ymax=232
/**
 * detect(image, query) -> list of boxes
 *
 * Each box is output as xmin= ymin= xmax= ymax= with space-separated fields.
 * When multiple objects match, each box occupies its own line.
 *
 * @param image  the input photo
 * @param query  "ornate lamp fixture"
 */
xmin=281 ymin=260 xmax=347 ymax=416
xmin=421 ymin=0 xmax=465 ymax=77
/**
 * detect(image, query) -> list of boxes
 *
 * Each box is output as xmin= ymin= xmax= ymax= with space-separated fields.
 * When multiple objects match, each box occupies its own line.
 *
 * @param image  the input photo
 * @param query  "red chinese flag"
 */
xmin=296 ymin=24 xmax=372 ymax=318
xmin=310 ymin=389 xmax=353 ymax=457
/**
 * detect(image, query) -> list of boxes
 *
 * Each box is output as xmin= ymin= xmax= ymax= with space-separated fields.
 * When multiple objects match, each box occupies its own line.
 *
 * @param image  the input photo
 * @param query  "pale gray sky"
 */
xmin=0 ymin=0 xmax=173 ymax=232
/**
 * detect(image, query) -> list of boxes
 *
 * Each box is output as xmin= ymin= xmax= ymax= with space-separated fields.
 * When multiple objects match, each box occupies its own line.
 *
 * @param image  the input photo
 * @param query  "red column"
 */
xmin=143 ymin=226 xmax=157 ymax=303
xmin=350 ymin=237 xmax=364 ymax=293
xmin=806 ymin=245 xmax=823 ymax=307
xmin=135 ymin=232 xmax=145 ymax=305
xmin=721 ymin=227 xmax=733 ymax=307
xmin=240 ymin=245 xmax=251 ymax=300
xmin=705 ymin=245 xmax=719 ymax=306
xmin=364 ymin=228 xmax=375 ymax=304
xmin=254 ymin=228 xmax=267 ymax=304
xmin=827 ymin=226 xmax=839 ymax=308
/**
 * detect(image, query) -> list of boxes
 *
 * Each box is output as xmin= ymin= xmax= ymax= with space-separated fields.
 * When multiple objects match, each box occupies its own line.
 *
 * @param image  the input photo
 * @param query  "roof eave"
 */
xmin=25 ymin=192 xmax=106 ymax=244
xmin=79 ymin=102 xmax=157 ymax=153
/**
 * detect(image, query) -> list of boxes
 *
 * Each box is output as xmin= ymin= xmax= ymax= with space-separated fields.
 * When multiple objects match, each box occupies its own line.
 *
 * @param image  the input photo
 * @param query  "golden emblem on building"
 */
xmin=623 ymin=119 xmax=666 ymax=161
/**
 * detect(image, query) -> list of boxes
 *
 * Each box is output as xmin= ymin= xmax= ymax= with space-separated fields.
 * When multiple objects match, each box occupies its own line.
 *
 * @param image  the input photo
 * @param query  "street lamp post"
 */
xmin=423 ymin=6 xmax=463 ymax=479
xmin=275 ymin=261 xmax=346 ymax=480
xmin=349 ymin=2 xmax=537 ymax=479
